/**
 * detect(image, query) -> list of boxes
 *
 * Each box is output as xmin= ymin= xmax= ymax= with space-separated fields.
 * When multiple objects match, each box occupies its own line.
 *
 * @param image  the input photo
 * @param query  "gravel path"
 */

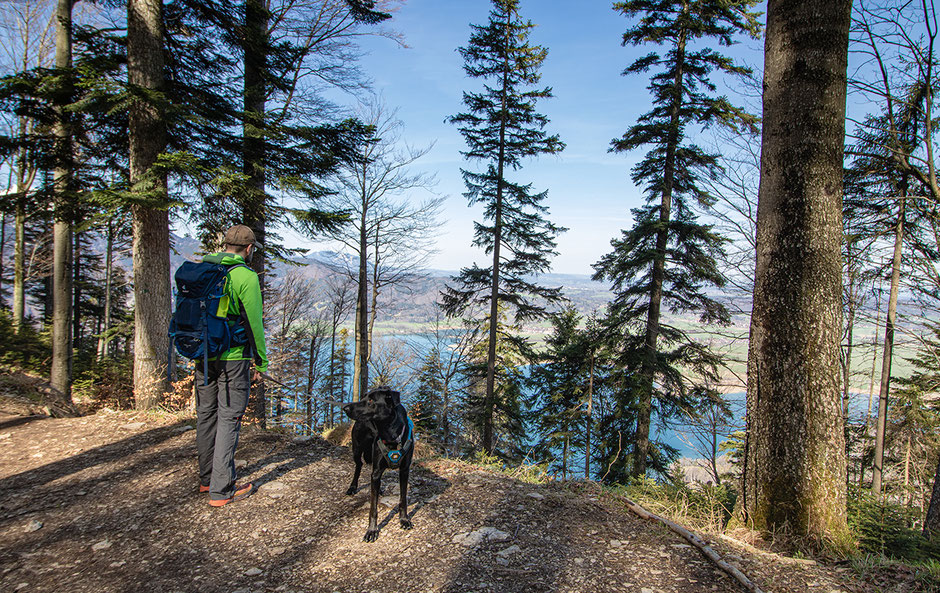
xmin=0 ymin=411 xmax=906 ymax=593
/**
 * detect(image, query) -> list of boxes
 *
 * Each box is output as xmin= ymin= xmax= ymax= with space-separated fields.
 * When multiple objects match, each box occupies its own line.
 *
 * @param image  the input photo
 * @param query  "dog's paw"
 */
xmin=400 ymin=518 xmax=413 ymax=530
xmin=363 ymin=529 xmax=380 ymax=543
xmin=345 ymin=486 xmax=356 ymax=496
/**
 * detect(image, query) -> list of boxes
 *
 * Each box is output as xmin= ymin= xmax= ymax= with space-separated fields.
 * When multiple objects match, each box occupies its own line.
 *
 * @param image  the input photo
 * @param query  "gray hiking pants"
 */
xmin=195 ymin=359 xmax=251 ymax=500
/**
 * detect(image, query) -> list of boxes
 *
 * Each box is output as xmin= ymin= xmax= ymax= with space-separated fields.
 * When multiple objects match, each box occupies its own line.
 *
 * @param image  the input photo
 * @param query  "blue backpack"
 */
xmin=168 ymin=261 xmax=253 ymax=382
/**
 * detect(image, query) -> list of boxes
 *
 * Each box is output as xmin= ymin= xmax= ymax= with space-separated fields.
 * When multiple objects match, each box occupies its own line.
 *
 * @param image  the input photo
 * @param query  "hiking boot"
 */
xmin=208 ymin=483 xmax=254 ymax=507
xmin=199 ymin=484 xmax=210 ymax=493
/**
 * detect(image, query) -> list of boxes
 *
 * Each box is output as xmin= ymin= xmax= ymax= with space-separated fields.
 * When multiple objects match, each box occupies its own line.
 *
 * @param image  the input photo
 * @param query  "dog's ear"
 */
xmin=383 ymin=390 xmax=401 ymax=407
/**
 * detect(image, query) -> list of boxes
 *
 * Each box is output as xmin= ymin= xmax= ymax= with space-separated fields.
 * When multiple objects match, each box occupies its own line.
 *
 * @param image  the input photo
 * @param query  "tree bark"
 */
xmin=872 ymin=200 xmax=905 ymax=495
xmin=924 ymin=455 xmax=940 ymax=537
xmin=356 ymin=204 xmax=369 ymax=399
xmin=12 ymin=125 xmax=27 ymax=331
xmin=482 ymin=10 xmax=512 ymax=455
xmin=243 ymin=0 xmax=269 ymax=427
xmin=128 ymin=0 xmax=171 ymax=409
xmin=306 ymin=333 xmax=320 ymax=434
xmin=586 ymin=348 xmax=594 ymax=480
xmin=50 ymin=0 xmax=74 ymax=402
xmin=867 ymin=283 xmax=882 ymax=426
xmin=0 ymin=210 xmax=5 ymax=305
xmin=634 ymin=20 xmax=687 ymax=478
xmin=72 ymin=228 xmax=81 ymax=347
xmin=97 ymin=219 xmax=114 ymax=360
xmin=743 ymin=0 xmax=852 ymax=540
xmin=842 ymin=246 xmax=857 ymax=426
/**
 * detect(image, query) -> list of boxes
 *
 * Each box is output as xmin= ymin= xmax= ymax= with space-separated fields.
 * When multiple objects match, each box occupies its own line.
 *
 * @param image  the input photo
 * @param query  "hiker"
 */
xmin=190 ymin=224 xmax=268 ymax=506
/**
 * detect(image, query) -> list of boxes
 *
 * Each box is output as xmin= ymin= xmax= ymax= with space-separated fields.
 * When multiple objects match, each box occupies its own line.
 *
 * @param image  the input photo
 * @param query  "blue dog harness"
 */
xmin=377 ymin=416 xmax=415 ymax=469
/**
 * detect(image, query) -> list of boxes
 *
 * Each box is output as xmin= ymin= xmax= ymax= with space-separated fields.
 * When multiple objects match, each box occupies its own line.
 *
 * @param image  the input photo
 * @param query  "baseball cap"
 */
xmin=223 ymin=224 xmax=256 ymax=247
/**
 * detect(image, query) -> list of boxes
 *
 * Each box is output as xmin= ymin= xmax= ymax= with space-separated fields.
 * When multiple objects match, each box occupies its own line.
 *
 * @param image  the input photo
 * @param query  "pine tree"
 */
xmin=412 ymin=347 xmax=445 ymax=445
xmin=528 ymin=307 xmax=593 ymax=480
xmin=594 ymin=0 xmax=759 ymax=477
xmin=322 ymin=327 xmax=351 ymax=426
xmin=462 ymin=308 xmax=528 ymax=459
xmin=443 ymin=0 xmax=565 ymax=455
xmin=888 ymin=323 xmax=940 ymax=535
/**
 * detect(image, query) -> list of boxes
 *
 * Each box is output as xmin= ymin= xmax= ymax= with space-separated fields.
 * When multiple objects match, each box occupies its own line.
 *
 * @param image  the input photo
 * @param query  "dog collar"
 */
xmin=378 ymin=417 xmax=414 ymax=469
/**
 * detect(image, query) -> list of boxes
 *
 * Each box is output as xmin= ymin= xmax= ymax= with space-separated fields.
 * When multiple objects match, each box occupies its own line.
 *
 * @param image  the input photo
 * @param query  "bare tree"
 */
xmin=369 ymin=336 xmax=415 ymax=392
xmin=325 ymin=98 xmax=441 ymax=400
xmin=323 ymin=272 xmax=355 ymax=422
xmin=265 ymin=269 xmax=318 ymax=421
xmin=846 ymin=0 xmax=940 ymax=495
xmin=676 ymin=384 xmax=739 ymax=486
xmin=407 ymin=312 xmax=476 ymax=455
xmin=0 ymin=0 xmax=54 ymax=332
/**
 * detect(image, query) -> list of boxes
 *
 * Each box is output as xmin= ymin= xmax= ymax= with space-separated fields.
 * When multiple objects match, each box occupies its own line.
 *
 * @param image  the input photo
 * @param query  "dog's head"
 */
xmin=342 ymin=386 xmax=401 ymax=422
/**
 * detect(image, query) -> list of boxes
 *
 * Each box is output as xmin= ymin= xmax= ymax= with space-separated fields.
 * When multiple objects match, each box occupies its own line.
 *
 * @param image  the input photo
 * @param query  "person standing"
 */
xmin=195 ymin=224 xmax=268 ymax=506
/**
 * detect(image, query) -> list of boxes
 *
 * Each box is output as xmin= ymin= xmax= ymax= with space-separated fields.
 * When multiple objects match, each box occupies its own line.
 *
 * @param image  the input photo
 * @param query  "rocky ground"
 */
xmin=0 ymin=411 xmax=931 ymax=593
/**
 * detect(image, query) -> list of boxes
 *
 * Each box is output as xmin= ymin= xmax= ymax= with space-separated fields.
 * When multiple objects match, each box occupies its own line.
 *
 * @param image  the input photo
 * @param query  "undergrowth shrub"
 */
xmin=0 ymin=313 xmax=50 ymax=373
xmin=619 ymin=476 xmax=737 ymax=533
xmin=72 ymin=358 xmax=134 ymax=412
xmin=470 ymin=450 xmax=551 ymax=484
xmin=848 ymin=486 xmax=940 ymax=562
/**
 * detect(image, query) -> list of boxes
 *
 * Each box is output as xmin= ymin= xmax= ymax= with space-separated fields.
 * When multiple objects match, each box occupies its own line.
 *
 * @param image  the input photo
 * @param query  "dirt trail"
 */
xmin=0 ymin=412 xmax=894 ymax=592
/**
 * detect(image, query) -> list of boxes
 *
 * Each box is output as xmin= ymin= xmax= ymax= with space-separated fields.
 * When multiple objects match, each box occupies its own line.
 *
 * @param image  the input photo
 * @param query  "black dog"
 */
xmin=342 ymin=387 xmax=414 ymax=542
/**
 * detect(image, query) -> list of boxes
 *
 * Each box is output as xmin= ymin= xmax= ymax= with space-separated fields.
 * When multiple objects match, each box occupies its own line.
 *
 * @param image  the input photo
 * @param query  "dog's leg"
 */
xmin=346 ymin=441 xmax=363 ymax=496
xmin=363 ymin=463 xmax=383 ymax=542
xmin=398 ymin=460 xmax=412 ymax=530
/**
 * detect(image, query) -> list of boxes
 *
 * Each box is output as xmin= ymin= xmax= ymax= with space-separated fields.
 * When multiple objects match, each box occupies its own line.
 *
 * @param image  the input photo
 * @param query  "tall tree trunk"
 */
xmin=585 ymin=348 xmax=594 ymax=480
xmin=562 ymin=435 xmax=568 ymax=481
xmin=97 ymin=219 xmax=114 ymax=360
xmin=306 ymin=334 xmax=319 ymax=434
xmin=368 ymin=222 xmax=379 ymax=349
xmin=50 ymin=0 xmax=74 ymax=402
xmin=12 ymin=120 xmax=27 ymax=332
xmin=442 ymin=381 xmax=451 ymax=455
xmin=634 ymin=26 xmax=686 ymax=478
xmin=356 ymin=205 xmax=369 ymax=399
xmin=924 ymin=455 xmax=940 ymax=537
xmin=353 ymin=298 xmax=362 ymax=400
xmin=328 ymin=321 xmax=337 ymax=428
xmin=482 ymin=13 xmax=512 ymax=455
xmin=867 ymin=279 xmax=882 ymax=426
xmin=743 ymin=0 xmax=852 ymax=540
xmin=129 ymin=0 xmax=171 ymax=409
xmin=72 ymin=228 xmax=81 ymax=348
xmin=872 ymin=200 xmax=905 ymax=495
xmin=0 ymin=210 xmax=5 ymax=305
xmin=243 ymin=0 xmax=269 ymax=427
xmin=843 ymin=246 xmax=858 ymax=425
xmin=903 ymin=434 xmax=911 ymax=506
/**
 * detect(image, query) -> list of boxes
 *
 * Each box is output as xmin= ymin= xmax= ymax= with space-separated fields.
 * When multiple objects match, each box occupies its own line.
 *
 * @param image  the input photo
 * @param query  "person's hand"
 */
xmin=252 ymin=369 xmax=263 ymax=384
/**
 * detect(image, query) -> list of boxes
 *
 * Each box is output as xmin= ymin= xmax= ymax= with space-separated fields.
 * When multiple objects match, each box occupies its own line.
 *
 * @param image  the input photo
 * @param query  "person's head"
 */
xmin=222 ymin=225 xmax=259 ymax=263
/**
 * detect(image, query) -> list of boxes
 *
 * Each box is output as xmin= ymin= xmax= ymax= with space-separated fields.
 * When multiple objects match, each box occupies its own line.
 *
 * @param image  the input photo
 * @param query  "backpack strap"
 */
xmin=223 ymin=263 xmax=260 ymax=366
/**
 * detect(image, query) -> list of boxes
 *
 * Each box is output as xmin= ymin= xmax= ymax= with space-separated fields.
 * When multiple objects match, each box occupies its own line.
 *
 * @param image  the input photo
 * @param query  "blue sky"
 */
xmin=301 ymin=0 xmax=766 ymax=275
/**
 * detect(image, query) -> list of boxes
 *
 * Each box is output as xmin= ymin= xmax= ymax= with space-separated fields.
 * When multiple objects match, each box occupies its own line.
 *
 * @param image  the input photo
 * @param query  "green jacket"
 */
xmin=203 ymin=253 xmax=268 ymax=372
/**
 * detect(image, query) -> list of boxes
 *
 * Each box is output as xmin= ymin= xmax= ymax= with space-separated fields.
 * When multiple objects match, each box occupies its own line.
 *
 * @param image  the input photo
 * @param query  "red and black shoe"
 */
xmin=208 ymin=483 xmax=254 ymax=507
